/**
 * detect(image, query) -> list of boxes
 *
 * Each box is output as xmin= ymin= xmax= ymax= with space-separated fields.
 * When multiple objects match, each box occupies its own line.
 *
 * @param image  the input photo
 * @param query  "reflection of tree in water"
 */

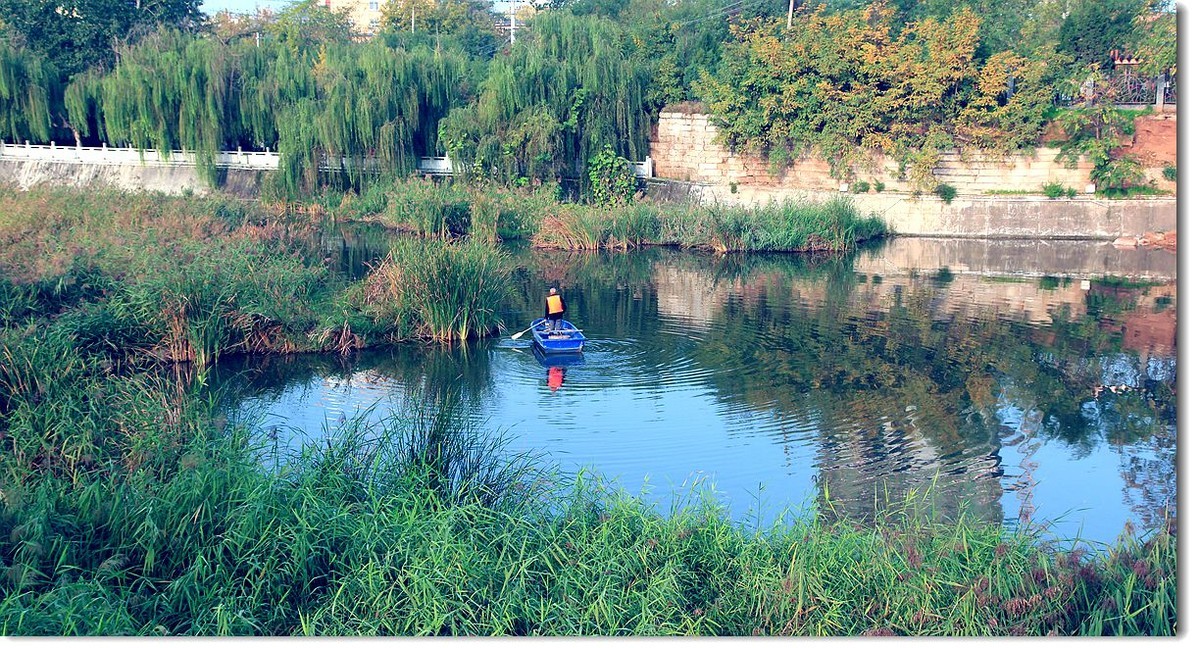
xmin=1082 ymin=382 xmax=1178 ymax=533
xmin=670 ymin=260 xmax=1176 ymax=530
xmin=208 ymin=243 xmax=1176 ymax=538
xmin=1115 ymin=426 xmax=1177 ymax=535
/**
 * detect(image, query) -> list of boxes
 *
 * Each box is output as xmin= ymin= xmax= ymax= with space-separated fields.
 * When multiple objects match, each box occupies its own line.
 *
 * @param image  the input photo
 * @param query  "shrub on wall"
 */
xmin=694 ymin=5 xmax=1056 ymax=191
xmin=934 ymin=183 xmax=957 ymax=204
xmin=587 ymin=145 xmax=637 ymax=206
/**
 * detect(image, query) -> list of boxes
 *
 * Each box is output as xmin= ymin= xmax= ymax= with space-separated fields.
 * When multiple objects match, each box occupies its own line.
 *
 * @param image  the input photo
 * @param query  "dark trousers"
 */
xmin=547 ymin=313 xmax=563 ymax=331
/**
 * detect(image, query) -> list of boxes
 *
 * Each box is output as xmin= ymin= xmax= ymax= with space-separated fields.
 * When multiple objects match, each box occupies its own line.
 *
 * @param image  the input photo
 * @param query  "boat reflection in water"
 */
xmin=532 ymin=344 xmax=584 ymax=393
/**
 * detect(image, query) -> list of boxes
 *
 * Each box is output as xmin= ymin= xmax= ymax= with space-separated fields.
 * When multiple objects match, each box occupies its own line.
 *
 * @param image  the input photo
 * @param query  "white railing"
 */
xmin=0 ymin=142 xmax=655 ymax=179
xmin=0 ymin=141 xmax=280 ymax=170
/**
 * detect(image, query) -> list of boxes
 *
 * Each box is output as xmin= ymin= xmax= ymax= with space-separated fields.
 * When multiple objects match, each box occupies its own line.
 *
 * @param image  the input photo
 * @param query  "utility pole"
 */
xmin=509 ymin=2 xmax=516 ymax=45
xmin=787 ymin=0 xmax=794 ymax=29
xmin=411 ymin=5 xmax=415 ymax=33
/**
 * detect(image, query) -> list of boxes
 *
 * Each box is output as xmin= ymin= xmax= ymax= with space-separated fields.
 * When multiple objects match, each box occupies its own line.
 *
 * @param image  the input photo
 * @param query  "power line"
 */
xmin=674 ymin=0 xmax=774 ymax=28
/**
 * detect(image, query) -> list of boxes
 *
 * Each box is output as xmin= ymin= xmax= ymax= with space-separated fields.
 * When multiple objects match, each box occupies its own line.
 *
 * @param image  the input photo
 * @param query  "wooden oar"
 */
xmin=510 ymin=319 xmax=544 ymax=340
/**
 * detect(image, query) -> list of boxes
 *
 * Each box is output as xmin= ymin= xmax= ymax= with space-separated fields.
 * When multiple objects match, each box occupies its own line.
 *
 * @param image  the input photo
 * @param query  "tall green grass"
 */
xmin=360 ymin=177 xmax=554 ymax=241
xmin=0 ymin=324 xmax=1177 ymax=635
xmin=357 ymin=238 xmax=515 ymax=343
xmin=346 ymin=179 xmax=885 ymax=253
xmin=0 ymin=187 xmax=523 ymax=367
xmin=533 ymin=198 xmax=886 ymax=253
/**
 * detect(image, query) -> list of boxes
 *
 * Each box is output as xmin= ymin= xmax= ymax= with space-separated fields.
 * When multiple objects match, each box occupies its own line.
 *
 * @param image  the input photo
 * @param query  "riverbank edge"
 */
xmin=0 ymin=159 xmax=1178 ymax=241
xmin=643 ymin=178 xmax=1177 ymax=242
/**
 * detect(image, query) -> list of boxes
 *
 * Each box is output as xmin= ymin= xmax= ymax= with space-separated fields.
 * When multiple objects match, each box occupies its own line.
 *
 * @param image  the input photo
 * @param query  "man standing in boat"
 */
xmin=545 ymin=287 xmax=566 ymax=332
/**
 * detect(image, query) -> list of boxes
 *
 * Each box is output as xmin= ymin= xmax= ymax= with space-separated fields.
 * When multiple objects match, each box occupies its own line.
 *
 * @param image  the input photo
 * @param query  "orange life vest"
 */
xmin=546 ymin=294 xmax=564 ymax=315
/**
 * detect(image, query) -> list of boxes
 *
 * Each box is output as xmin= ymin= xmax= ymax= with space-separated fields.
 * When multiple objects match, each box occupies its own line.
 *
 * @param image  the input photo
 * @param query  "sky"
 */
xmin=201 ymin=0 xmax=292 ymax=14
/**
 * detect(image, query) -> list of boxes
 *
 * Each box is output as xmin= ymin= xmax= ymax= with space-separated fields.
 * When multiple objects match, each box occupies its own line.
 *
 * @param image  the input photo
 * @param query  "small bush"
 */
xmin=852 ymin=181 xmax=871 ymax=193
xmin=1163 ymin=165 xmax=1176 ymax=182
xmin=873 ymin=180 xmax=885 ymax=192
xmin=587 ymin=145 xmax=637 ymax=207
xmin=361 ymin=238 xmax=514 ymax=342
xmin=1043 ymin=183 xmax=1067 ymax=199
xmin=1092 ymin=157 xmax=1146 ymax=194
xmin=934 ymin=184 xmax=957 ymax=204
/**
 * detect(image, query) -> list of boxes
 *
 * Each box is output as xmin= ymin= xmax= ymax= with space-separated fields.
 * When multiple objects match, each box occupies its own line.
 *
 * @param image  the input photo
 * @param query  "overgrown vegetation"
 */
xmin=347 ymin=178 xmax=888 ymax=253
xmin=0 ymin=185 xmax=1177 ymax=636
xmin=694 ymin=5 xmax=1057 ymax=190
xmin=0 ymin=186 xmax=513 ymax=355
xmin=0 ymin=329 xmax=1178 ymax=635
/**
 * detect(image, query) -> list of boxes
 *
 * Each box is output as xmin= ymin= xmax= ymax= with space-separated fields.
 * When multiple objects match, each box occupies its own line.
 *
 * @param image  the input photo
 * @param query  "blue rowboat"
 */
xmin=530 ymin=318 xmax=586 ymax=354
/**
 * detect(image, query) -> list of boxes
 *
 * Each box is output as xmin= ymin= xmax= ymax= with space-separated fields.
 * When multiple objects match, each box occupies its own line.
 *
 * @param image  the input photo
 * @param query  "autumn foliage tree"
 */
xmin=694 ymin=2 xmax=1056 ymax=189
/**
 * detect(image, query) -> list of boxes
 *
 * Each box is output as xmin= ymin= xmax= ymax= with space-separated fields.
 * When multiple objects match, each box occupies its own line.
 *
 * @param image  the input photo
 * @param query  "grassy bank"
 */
xmin=0 ymin=327 xmax=1176 ymax=635
xmin=0 ymin=187 xmax=513 ymax=361
xmin=328 ymin=177 xmax=888 ymax=252
xmin=0 ymin=186 xmax=1175 ymax=635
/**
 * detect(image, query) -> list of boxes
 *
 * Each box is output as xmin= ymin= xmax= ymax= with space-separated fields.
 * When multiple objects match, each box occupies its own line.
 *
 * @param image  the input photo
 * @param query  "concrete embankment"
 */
xmin=0 ymin=159 xmax=266 ymax=197
xmin=647 ymin=109 xmax=1177 ymax=240
xmin=646 ymin=179 xmax=1176 ymax=240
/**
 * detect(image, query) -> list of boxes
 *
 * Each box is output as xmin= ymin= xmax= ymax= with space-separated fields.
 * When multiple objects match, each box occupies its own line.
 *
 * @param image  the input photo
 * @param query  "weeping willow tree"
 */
xmin=0 ymin=41 xmax=59 ymax=145
xmin=274 ymin=41 xmax=469 ymax=195
xmin=438 ymin=12 xmax=654 ymax=193
xmin=63 ymin=30 xmax=239 ymax=184
xmin=58 ymin=29 xmax=468 ymax=193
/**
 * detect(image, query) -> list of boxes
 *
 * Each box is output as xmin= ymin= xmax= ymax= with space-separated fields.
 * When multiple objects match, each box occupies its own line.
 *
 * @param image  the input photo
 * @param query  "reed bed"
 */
xmin=351 ymin=178 xmax=885 ymax=253
xmin=364 ymin=177 xmax=554 ymax=241
xmin=0 ymin=187 xmax=522 ymax=366
xmin=531 ymin=198 xmax=885 ymax=253
xmin=356 ymin=238 xmax=515 ymax=343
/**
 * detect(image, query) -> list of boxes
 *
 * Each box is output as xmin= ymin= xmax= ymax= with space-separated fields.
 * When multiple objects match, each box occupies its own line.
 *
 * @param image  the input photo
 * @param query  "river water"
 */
xmin=212 ymin=235 xmax=1177 ymax=547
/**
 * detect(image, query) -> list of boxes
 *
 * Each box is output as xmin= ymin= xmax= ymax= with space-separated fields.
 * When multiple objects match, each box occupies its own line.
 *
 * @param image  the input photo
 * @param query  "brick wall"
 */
xmin=649 ymin=112 xmax=1095 ymax=194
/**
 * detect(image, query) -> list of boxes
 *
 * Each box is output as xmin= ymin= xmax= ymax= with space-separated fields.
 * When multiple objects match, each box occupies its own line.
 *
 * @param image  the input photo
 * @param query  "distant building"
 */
xmin=321 ymin=0 xmax=383 ymax=36
xmin=317 ymin=0 xmax=539 ymax=38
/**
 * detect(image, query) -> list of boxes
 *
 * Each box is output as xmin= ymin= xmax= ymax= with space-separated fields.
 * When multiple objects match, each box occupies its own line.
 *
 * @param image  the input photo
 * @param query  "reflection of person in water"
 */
xmin=548 ymin=366 xmax=565 ymax=392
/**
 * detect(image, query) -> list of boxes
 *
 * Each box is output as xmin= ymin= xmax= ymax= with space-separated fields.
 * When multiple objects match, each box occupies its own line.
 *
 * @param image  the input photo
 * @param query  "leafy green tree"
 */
xmin=379 ymin=0 xmax=500 ymax=59
xmin=695 ymin=4 xmax=1053 ymax=189
xmin=0 ymin=0 xmax=202 ymax=77
xmin=264 ymin=0 xmax=353 ymax=53
xmin=1056 ymin=0 xmax=1142 ymax=70
xmin=1132 ymin=0 xmax=1176 ymax=76
xmin=438 ymin=11 xmax=653 ymax=190
xmin=821 ymin=0 xmax=1048 ymax=58
xmin=0 ymin=40 xmax=58 ymax=142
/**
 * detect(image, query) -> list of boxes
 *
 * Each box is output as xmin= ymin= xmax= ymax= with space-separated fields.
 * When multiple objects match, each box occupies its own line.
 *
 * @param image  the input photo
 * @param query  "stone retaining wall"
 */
xmin=646 ymin=180 xmax=1176 ymax=240
xmin=647 ymin=111 xmax=1176 ymax=239
xmin=649 ymin=111 xmax=1095 ymax=194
